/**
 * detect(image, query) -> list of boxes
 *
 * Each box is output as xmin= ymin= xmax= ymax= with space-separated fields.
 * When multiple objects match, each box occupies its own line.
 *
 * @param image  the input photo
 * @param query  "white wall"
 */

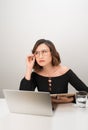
xmin=0 ymin=0 xmax=88 ymax=97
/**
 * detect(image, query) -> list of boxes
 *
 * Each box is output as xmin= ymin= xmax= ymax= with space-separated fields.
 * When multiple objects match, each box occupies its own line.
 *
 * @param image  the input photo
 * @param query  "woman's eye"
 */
xmin=42 ymin=51 xmax=45 ymax=53
xmin=42 ymin=50 xmax=47 ymax=53
xmin=35 ymin=52 xmax=38 ymax=55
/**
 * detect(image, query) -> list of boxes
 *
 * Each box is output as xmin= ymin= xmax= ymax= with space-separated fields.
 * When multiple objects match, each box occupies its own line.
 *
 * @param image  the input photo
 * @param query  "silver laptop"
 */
xmin=3 ymin=89 xmax=53 ymax=116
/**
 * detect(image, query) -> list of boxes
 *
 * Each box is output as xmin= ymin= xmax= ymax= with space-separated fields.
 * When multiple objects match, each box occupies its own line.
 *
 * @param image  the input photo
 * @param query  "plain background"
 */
xmin=0 ymin=0 xmax=88 ymax=97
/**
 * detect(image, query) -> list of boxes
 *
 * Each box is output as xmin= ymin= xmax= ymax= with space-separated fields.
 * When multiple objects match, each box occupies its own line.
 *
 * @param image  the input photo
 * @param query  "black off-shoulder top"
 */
xmin=19 ymin=69 xmax=88 ymax=94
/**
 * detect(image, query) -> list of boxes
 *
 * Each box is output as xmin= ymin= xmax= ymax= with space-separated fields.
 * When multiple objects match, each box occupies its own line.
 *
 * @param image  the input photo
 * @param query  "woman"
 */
xmin=19 ymin=39 xmax=88 ymax=103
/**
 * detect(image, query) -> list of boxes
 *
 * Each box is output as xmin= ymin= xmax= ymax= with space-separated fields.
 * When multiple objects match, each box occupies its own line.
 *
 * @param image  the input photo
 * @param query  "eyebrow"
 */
xmin=35 ymin=49 xmax=49 ymax=52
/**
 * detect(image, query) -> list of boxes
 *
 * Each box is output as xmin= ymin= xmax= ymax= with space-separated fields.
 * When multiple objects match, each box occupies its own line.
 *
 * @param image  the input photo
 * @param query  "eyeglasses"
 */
xmin=34 ymin=49 xmax=50 ymax=57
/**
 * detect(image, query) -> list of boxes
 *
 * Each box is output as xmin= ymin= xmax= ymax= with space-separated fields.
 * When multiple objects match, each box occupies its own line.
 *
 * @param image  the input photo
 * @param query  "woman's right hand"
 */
xmin=26 ymin=54 xmax=35 ymax=70
xmin=25 ymin=54 xmax=35 ymax=80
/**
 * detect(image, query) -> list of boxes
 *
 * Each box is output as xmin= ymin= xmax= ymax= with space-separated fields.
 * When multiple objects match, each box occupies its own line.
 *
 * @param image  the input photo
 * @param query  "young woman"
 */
xmin=19 ymin=39 xmax=88 ymax=103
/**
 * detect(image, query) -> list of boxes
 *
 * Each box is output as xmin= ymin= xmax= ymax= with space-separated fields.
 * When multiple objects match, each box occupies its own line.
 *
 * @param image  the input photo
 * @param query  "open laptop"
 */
xmin=3 ymin=89 xmax=53 ymax=116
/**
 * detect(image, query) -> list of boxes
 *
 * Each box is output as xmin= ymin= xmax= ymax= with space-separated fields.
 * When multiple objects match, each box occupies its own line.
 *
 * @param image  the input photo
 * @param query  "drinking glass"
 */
xmin=76 ymin=91 xmax=88 ymax=108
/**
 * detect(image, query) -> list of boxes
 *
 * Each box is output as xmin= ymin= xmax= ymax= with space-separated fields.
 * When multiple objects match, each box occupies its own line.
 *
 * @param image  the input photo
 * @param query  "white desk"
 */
xmin=0 ymin=98 xmax=88 ymax=130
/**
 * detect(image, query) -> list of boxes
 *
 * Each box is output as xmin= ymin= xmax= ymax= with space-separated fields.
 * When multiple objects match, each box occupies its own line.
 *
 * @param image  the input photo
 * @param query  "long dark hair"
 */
xmin=32 ymin=39 xmax=61 ymax=71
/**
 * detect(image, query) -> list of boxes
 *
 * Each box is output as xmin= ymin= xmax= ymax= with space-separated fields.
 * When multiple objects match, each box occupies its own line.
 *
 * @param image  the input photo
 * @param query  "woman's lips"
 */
xmin=39 ymin=60 xmax=45 ymax=63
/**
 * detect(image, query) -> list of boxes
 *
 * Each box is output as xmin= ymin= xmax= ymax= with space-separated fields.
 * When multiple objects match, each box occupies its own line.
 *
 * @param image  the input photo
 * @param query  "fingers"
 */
xmin=26 ymin=54 xmax=36 ymax=70
xmin=51 ymin=96 xmax=60 ymax=103
xmin=51 ymin=98 xmax=60 ymax=103
xmin=51 ymin=96 xmax=74 ymax=104
xmin=27 ymin=54 xmax=35 ymax=62
xmin=26 ymin=55 xmax=35 ymax=66
xmin=58 ymin=97 xmax=73 ymax=103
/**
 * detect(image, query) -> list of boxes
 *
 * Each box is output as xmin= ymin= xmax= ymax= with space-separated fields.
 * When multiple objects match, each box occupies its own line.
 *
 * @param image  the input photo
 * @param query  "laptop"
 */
xmin=3 ymin=89 xmax=53 ymax=116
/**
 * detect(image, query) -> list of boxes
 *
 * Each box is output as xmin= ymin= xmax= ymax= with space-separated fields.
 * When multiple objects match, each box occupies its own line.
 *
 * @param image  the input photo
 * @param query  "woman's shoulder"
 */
xmin=33 ymin=65 xmax=72 ymax=77
xmin=60 ymin=65 xmax=69 ymax=70
xmin=58 ymin=65 xmax=70 ymax=74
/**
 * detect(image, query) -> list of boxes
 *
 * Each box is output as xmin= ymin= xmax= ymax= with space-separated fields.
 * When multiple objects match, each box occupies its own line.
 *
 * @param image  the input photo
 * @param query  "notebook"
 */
xmin=3 ymin=89 xmax=53 ymax=116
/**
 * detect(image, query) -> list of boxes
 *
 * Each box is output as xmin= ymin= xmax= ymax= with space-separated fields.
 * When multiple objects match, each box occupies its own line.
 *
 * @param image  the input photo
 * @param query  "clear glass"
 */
xmin=76 ymin=91 xmax=88 ymax=108
xmin=34 ymin=49 xmax=50 ymax=57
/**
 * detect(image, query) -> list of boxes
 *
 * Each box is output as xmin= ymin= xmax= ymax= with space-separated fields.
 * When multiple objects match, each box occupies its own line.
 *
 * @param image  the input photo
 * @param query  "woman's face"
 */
xmin=34 ymin=44 xmax=52 ymax=67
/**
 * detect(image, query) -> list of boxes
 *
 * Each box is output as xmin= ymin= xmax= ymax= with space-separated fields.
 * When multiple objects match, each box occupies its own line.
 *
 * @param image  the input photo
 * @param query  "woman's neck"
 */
xmin=42 ymin=65 xmax=60 ymax=77
xmin=43 ymin=65 xmax=54 ymax=72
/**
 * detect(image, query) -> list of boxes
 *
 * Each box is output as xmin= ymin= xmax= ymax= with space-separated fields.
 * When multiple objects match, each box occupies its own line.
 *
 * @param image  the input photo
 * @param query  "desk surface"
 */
xmin=0 ymin=98 xmax=88 ymax=130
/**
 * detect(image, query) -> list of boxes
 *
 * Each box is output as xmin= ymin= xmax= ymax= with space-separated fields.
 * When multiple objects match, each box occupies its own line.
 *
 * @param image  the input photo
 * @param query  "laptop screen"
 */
xmin=3 ymin=89 xmax=53 ymax=116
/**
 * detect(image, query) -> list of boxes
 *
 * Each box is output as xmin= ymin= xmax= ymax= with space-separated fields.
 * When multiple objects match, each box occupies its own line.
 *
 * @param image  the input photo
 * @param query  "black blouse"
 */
xmin=19 ymin=69 xmax=88 ymax=94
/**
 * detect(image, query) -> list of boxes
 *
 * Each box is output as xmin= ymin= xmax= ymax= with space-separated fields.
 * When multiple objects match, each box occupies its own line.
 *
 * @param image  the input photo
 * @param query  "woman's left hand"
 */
xmin=51 ymin=96 xmax=74 ymax=104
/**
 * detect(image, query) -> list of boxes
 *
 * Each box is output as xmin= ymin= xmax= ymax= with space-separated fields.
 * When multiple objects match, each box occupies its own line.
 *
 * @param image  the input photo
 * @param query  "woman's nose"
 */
xmin=38 ymin=52 xmax=43 ymax=58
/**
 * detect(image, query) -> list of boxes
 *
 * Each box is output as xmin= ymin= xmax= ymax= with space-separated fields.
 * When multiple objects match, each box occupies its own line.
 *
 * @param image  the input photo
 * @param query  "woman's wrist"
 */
xmin=25 ymin=69 xmax=32 ymax=80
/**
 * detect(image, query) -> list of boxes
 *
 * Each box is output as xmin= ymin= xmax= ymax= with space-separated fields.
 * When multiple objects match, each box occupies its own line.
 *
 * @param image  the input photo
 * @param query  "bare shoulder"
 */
xmin=59 ymin=65 xmax=70 ymax=74
xmin=61 ymin=65 xmax=69 ymax=71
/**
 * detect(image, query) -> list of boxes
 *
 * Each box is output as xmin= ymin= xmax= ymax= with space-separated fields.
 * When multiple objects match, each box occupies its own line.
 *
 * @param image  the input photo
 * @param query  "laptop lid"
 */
xmin=3 ymin=89 xmax=53 ymax=116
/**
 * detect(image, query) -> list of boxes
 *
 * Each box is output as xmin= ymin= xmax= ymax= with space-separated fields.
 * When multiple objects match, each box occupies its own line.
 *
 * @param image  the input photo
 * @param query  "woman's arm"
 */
xmin=19 ymin=75 xmax=36 ymax=91
xmin=68 ymin=70 xmax=88 ymax=92
xmin=19 ymin=55 xmax=36 ymax=91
